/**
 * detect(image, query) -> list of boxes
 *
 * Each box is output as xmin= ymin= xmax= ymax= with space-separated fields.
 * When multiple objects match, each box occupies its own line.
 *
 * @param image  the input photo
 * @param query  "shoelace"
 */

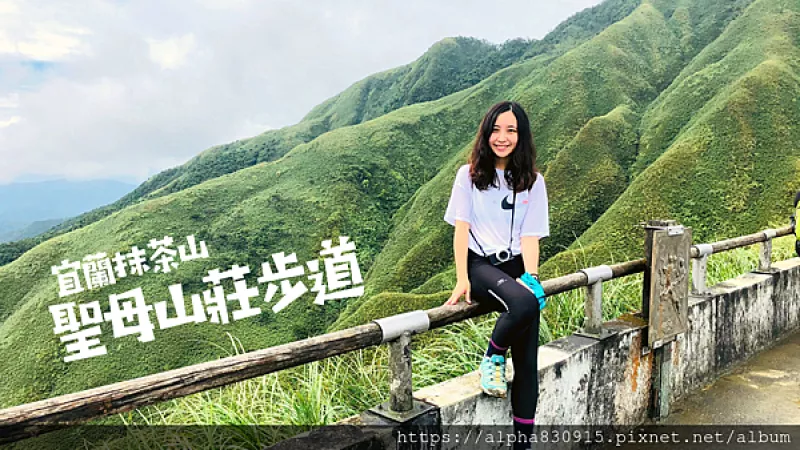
xmin=492 ymin=361 xmax=504 ymax=383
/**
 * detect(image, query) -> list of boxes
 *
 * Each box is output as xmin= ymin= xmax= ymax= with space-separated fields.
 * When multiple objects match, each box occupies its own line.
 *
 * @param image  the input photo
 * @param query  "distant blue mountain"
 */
xmin=0 ymin=218 xmax=64 ymax=243
xmin=0 ymin=180 xmax=136 ymax=242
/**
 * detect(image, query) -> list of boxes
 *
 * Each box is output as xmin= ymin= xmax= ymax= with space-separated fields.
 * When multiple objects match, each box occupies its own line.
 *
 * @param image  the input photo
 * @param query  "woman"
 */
xmin=443 ymin=101 xmax=549 ymax=447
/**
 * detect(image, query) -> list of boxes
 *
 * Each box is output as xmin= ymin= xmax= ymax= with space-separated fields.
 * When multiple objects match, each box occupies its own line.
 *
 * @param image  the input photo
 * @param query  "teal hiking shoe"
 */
xmin=479 ymin=354 xmax=507 ymax=398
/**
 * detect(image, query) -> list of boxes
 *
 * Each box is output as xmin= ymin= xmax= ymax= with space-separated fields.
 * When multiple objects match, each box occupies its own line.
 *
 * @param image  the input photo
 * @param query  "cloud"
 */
xmin=198 ymin=0 xmax=251 ymax=10
xmin=0 ymin=0 xmax=604 ymax=184
xmin=0 ymin=0 xmax=19 ymax=15
xmin=0 ymin=31 xmax=14 ymax=54
xmin=0 ymin=116 xmax=20 ymax=127
xmin=0 ymin=7 xmax=92 ymax=61
xmin=148 ymin=34 xmax=196 ymax=70
xmin=0 ymin=93 xmax=18 ymax=108
xmin=0 ymin=92 xmax=20 ymax=129
xmin=15 ymin=25 xmax=90 ymax=60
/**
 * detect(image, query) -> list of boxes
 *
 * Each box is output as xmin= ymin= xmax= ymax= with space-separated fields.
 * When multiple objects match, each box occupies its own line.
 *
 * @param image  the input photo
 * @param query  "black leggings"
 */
xmin=468 ymin=249 xmax=540 ymax=420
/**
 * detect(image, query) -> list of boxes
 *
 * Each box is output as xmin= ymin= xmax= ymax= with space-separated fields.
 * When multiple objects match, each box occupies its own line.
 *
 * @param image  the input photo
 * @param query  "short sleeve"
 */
xmin=444 ymin=165 xmax=472 ymax=226
xmin=521 ymin=173 xmax=550 ymax=237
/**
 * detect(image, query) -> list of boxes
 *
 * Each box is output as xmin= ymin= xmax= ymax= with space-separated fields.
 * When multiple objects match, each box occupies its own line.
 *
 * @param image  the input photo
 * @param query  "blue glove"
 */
xmin=520 ymin=272 xmax=546 ymax=310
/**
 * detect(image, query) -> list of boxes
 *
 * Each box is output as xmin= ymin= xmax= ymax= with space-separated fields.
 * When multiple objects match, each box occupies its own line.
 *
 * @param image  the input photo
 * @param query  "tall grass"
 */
xmin=88 ymin=235 xmax=796 ymax=449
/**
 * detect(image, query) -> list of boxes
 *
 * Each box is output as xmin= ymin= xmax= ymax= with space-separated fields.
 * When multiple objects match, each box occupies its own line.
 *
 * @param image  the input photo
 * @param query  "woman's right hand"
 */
xmin=445 ymin=279 xmax=471 ymax=306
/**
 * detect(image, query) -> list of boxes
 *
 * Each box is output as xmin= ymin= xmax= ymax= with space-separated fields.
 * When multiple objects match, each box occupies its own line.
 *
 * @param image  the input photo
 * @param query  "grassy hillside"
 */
xmin=6 ymin=0 xmax=799 ymax=413
xmin=544 ymin=0 xmax=800 ymax=273
xmin=543 ymin=105 xmax=640 ymax=257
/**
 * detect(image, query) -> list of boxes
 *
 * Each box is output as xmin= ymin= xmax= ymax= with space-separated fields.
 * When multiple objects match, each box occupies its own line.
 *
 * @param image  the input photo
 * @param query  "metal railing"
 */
xmin=0 ymin=224 xmax=794 ymax=443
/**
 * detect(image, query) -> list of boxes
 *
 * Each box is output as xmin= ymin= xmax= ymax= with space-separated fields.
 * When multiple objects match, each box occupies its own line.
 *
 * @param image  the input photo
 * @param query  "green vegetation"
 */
xmin=2 ymin=1 xmax=798 ymax=433
xmin=545 ymin=0 xmax=800 ymax=273
xmin=541 ymin=105 xmax=640 ymax=260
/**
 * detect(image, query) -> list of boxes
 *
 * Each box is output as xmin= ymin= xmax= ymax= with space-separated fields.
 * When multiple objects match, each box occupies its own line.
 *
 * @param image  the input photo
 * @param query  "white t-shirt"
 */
xmin=444 ymin=164 xmax=550 ymax=256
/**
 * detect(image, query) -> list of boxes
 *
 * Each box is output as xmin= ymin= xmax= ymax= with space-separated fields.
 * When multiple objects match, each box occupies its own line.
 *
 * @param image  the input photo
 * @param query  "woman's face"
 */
xmin=489 ymin=110 xmax=518 ymax=162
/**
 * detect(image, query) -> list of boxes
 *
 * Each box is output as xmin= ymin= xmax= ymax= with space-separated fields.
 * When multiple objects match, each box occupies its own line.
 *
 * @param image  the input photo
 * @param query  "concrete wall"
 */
xmin=271 ymin=258 xmax=800 ymax=449
xmin=670 ymin=258 xmax=800 ymax=403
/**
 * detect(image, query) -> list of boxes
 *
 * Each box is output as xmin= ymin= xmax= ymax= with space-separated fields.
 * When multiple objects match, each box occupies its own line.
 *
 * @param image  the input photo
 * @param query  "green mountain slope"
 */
xmin=636 ymin=0 xmax=783 ymax=175
xmin=301 ymin=37 xmax=533 ymax=129
xmin=544 ymin=105 xmax=640 ymax=255
xmin=545 ymin=0 xmax=800 ymax=273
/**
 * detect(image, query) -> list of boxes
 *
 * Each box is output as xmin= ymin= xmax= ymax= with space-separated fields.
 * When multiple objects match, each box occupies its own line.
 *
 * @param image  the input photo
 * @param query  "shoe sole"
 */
xmin=481 ymin=386 xmax=508 ymax=398
xmin=478 ymin=373 xmax=507 ymax=398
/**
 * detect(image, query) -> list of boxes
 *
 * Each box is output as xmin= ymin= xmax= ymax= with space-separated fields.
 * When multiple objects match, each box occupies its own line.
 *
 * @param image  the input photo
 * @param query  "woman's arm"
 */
xmin=518 ymin=236 xmax=546 ymax=308
xmin=519 ymin=236 xmax=540 ymax=276
xmin=445 ymin=220 xmax=472 ymax=305
xmin=454 ymin=220 xmax=470 ymax=281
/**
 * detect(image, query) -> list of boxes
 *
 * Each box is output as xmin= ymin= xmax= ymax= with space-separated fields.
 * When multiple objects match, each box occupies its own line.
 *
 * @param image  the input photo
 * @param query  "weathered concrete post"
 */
xmin=643 ymin=220 xmax=691 ymax=419
xmin=577 ymin=265 xmax=614 ymax=339
xmin=388 ymin=331 xmax=413 ymax=412
xmin=584 ymin=282 xmax=603 ymax=335
xmin=368 ymin=310 xmax=437 ymax=424
xmin=757 ymin=229 xmax=777 ymax=273
xmin=691 ymin=244 xmax=713 ymax=296
xmin=652 ymin=341 xmax=673 ymax=419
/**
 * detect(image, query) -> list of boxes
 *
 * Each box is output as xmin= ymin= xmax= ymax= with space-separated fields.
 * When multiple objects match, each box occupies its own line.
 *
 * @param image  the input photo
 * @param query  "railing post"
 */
xmin=584 ymin=282 xmax=603 ymax=335
xmin=691 ymin=244 xmax=713 ymax=295
xmin=757 ymin=229 xmax=778 ymax=273
xmin=369 ymin=310 xmax=435 ymax=422
xmin=388 ymin=331 xmax=413 ymax=412
xmin=576 ymin=265 xmax=613 ymax=340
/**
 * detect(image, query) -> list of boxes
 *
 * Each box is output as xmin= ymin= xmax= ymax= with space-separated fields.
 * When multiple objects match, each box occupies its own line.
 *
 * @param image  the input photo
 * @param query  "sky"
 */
xmin=0 ymin=0 xmax=603 ymax=185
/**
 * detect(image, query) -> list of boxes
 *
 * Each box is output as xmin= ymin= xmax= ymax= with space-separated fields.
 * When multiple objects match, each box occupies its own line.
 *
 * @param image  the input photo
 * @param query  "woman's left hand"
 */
xmin=516 ymin=276 xmax=546 ymax=310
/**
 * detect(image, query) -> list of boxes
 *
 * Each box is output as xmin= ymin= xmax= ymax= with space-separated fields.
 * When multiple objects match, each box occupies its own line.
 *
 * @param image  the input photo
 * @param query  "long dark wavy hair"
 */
xmin=469 ymin=101 xmax=538 ymax=192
